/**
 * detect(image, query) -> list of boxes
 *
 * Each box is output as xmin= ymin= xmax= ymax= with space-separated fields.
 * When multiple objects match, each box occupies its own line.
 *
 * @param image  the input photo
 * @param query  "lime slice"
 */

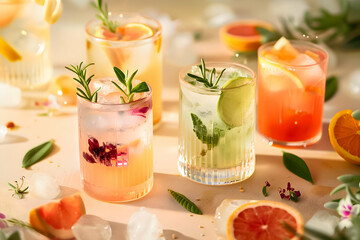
xmin=259 ymin=57 xmax=304 ymax=91
xmin=0 ymin=36 xmax=22 ymax=62
xmin=217 ymin=77 xmax=254 ymax=127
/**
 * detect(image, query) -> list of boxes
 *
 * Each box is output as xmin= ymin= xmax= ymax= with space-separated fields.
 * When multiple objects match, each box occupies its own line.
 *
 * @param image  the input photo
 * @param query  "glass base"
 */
xmin=259 ymin=132 xmax=322 ymax=148
xmin=178 ymin=157 xmax=255 ymax=185
xmin=82 ymin=176 xmax=153 ymax=202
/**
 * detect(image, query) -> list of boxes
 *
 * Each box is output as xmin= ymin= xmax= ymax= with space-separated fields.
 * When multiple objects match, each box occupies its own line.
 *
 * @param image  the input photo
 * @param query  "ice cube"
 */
xmin=30 ymin=172 xmax=60 ymax=200
xmin=290 ymin=53 xmax=317 ymax=66
xmin=1 ymin=226 xmax=48 ymax=240
xmin=305 ymin=210 xmax=339 ymax=236
xmin=0 ymin=83 xmax=21 ymax=108
xmin=127 ymin=207 xmax=165 ymax=240
xmin=5 ymin=27 xmax=45 ymax=55
xmin=214 ymin=199 xmax=250 ymax=239
xmin=0 ymin=125 xmax=7 ymax=143
xmin=72 ymin=215 xmax=112 ymax=240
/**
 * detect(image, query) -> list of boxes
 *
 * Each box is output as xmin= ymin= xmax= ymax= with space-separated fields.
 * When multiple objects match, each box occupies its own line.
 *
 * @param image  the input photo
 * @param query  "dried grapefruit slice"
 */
xmin=29 ymin=194 xmax=86 ymax=239
xmin=227 ymin=200 xmax=303 ymax=240
xmin=329 ymin=109 xmax=360 ymax=165
xmin=116 ymin=23 xmax=154 ymax=41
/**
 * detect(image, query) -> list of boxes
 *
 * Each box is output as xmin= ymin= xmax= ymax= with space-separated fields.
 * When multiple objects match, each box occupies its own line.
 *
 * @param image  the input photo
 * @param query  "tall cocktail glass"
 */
xmin=0 ymin=0 xmax=61 ymax=89
xmin=77 ymin=78 xmax=153 ymax=202
xmin=257 ymin=40 xmax=328 ymax=147
xmin=86 ymin=13 xmax=162 ymax=125
xmin=179 ymin=62 xmax=256 ymax=185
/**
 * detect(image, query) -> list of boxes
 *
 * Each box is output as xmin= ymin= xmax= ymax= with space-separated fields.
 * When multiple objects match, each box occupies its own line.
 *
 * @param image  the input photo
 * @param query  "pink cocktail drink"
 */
xmin=77 ymin=78 xmax=153 ymax=202
xmin=257 ymin=38 xmax=328 ymax=147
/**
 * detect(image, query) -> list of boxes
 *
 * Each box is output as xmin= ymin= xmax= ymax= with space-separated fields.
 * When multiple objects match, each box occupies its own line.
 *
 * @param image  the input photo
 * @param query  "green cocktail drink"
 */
xmin=179 ymin=60 xmax=256 ymax=185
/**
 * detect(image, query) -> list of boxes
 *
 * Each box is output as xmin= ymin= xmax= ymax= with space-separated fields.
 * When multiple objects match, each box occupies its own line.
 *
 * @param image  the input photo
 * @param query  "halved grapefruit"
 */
xmin=29 ymin=194 xmax=86 ymax=239
xmin=220 ymin=20 xmax=274 ymax=52
xmin=227 ymin=200 xmax=303 ymax=240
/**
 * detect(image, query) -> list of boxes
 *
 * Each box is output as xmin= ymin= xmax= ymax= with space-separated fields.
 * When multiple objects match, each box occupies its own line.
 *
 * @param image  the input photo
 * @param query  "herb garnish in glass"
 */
xmin=67 ymin=62 xmax=153 ymax=202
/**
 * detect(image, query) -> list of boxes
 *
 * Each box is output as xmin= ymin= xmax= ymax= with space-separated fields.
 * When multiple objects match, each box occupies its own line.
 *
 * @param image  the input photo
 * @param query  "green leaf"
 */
xmin=325 ymin=76 xmax=338 ymax=101
xmin=304 ymin=226 xmax=334 ymax=240
xmin=337 ymin=174 xmax=360 ymax=186
xmin=190 ymin=113 xmax=224 ymax=150
xmin=168 ymin=189 xmax=202 ymax=215
xmin=0 ymin=230 xmax=6 ymax=240
xmin=352 ymin=109 xmax=360 ymax=121
xmin=127 ymin=69 xmax=138 ymax=92
xmin=7 ymin=231 xmax=20 ymax=240
xmin=289 ymin=191 xmax=298 ymax=202
xmin=324 ymin=199 xmax=340 ymax=210
xmin=22 ymin=140 xmax=54 ymax=168
xmin=282 ymin=151 xmax=314 ymax=184
xmin=8 ymin=183 xmax=15 ymax=189
xmin=256 ymin=26 xmax=281 ymax=44
xmin=132 ymin=82 xmax=149 ymax=93
xmin=262 ymin=186 xmax=268 ymax=197
xmin=330 ymin=183 xmax=346 ymax=195
xmin=113 ymin=67 xmax=126 ymax=86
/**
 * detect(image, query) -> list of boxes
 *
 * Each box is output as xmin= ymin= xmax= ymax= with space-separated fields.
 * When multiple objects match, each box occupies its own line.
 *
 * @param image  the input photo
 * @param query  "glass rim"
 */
xmin=179 ymin=61 xmax=256 ymax=94
xmin=258 ymin=40 xmax=329 ymax=68
xmin=85 ymin=12 xmax=162 ymax=45
xmin=77 ymin=78 xmax=152 ymax=111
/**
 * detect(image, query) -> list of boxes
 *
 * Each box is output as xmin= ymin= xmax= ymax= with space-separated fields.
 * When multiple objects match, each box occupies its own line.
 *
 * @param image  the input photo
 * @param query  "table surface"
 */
xmin=1 ymin=1 xmax=360 ymax=239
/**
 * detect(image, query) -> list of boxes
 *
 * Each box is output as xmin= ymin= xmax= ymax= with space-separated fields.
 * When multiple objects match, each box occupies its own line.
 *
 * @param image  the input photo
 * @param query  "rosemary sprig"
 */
xmin=187 ymin=58 xmax=226 ymax=89
xmin=111 ymin=67 xmax=149 ymax=103
xmin=65 ymin=62 xmax=100 ymax=103
xmin=8 ymin=176 xmax=29 ymax=199
xmin=91 ymin=0 xmax=117 ymax=33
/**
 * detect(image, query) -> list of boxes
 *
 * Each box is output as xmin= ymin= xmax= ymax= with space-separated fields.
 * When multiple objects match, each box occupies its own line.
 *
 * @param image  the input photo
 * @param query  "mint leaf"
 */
xmin=168 ymin=189 xmax=202 ymax=215
xmin=190 ymin=113 xmax=225 ymax=149
xmin=325 ymin=76 xmax=337 ymax=101
xmin=256 ymin=26 xmax=281 ymax=44
xmin=132 ymin=82 xmax=149 ymax=93
xmin=22 ymin=140 xmax=54 ymax=168
xmin=282 ymin=151 xmax=314 ymax=184
xmin=352 ymin=109 xmax=360 ymax=121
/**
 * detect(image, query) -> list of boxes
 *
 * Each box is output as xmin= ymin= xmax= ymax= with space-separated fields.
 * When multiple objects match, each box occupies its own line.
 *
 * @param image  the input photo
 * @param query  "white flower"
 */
xmin=337 ymin=196 xmax=360 ymax=230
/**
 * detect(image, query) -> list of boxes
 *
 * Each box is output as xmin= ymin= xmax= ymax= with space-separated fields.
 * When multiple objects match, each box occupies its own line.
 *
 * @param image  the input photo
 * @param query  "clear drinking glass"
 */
xmin=0 ymin=0 xmax=58 ymax=89
xmin=77 ymin=78 xmax=153 ymax=202
xmin=86 ymin=13 xmax=162 ymax=125
xmin=257 ymin=40 xmax=328 ymax=147
xmin=178 ymin=62 xmax=256 ymax=185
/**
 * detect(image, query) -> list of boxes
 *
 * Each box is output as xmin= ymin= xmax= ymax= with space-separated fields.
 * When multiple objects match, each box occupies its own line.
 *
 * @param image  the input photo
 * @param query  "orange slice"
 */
xmin=0 ymin=36 xmax=22 ymax=62
xmin=29 ymin=194 xmax=86 ymax=239
xmin=227 ymin=200 xmax=303 ymax=240
xmin=116 ymin=23 xmax=154 ymax=41
xmin=259 ymin=57 xmax=304 ymax=91
xmin=272 ymin=37 xmax=299 ymax=60
xmin=220 ymin=20 xmax=274 ymax=52
xmin=329 ymin=109 xmax=360 ymax=165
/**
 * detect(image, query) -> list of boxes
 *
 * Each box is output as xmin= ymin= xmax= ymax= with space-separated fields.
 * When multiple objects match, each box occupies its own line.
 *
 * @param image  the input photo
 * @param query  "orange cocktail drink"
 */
xmin=257 ymin=38 xmax=328 ymax=147
xmin=86 ymin=13 xmax=162 ymax=125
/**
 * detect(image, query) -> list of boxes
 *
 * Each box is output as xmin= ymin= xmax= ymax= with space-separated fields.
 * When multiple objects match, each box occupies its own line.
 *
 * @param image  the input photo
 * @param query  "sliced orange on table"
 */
xmin=329 ymin=109 xmax=360 ymax=165
xmin=227 ymin=200 xmax=303 ymax=240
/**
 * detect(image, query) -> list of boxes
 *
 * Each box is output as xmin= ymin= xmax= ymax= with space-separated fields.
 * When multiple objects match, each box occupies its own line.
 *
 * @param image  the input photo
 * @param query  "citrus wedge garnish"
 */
xmin=217 ymin=77 xmax=254 ymax=127
xmin=259 ymin=57 xmax=304 ymax=91
xmin=329 ymin=109 xmax=360 ymax=165
xmin=227 ymin=200 xmax=303 ymax=240
xmin=35 ymin=0 xmax=63 ymax=24
xmin=272 ymin=36 xmax=299 ymax=60
xmin=116 ymin=23 xmax=154 ymax=41
xmin=0 ymin=36 xmax=22 ymax=62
